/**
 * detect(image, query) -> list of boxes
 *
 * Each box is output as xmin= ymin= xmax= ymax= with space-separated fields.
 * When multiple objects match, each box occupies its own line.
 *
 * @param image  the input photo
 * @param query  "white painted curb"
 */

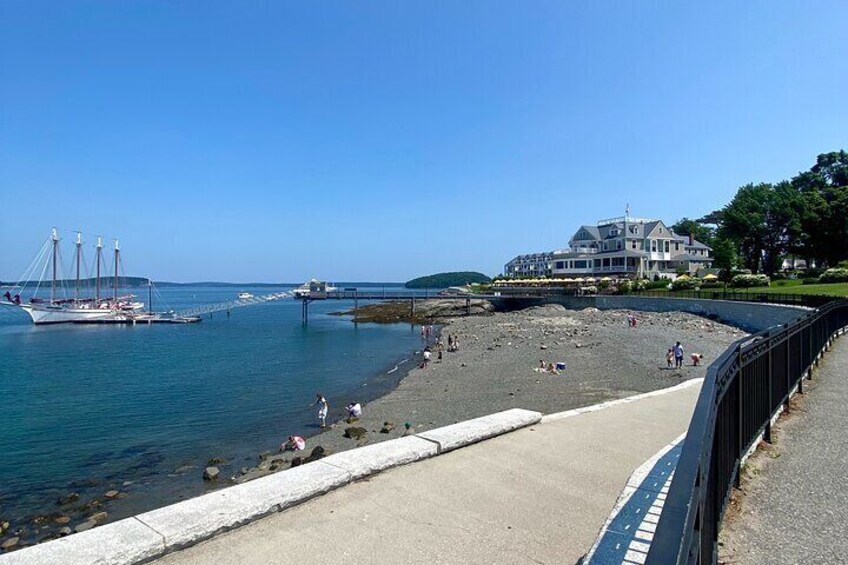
xmin=322 ymin=436 xmax=439 ymax=480
xmin=0 ymin=517 xmax=165 ymax=565
xmin=541 ymin=378 xmax=704 ymax=424
xmin=416 ymin=408 xmax=542 ymax=452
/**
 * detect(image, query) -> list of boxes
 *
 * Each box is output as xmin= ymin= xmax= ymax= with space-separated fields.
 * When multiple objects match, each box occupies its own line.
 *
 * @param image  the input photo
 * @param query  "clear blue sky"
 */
xmin=1 ymin=2 xmax=846 ymax=282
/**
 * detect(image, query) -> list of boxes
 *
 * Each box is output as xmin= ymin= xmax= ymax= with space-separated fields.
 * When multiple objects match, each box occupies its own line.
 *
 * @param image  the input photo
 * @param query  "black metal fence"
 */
xmin=646 ymin=299 xmax=848 ymax=564
xmin=634 ymin=289 xmax=840 ymax=309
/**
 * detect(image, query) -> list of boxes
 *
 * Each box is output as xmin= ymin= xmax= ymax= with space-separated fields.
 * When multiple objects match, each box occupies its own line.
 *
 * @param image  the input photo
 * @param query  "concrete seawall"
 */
xmin=492 ymin=295 xmax=807 ymax=333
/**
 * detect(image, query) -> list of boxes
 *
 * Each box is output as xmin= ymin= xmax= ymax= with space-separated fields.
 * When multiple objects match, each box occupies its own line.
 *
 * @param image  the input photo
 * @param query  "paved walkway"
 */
xmin=154 ymin=383 xmax=701 ymax=565
xmin=721 ymin=335 xmax=848 ymax=564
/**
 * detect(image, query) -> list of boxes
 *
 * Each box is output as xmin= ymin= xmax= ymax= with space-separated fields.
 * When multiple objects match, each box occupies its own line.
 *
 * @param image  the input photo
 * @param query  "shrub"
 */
xmin=730 ymin=274 xmax=770 ymax=288
xmin=671 ymin=276 xmax=700 ymax=290
xmin=802 ymin=277 xmax=821 ymax=285
xmin=819 ymin=268 xmax=848 ymax=284
xmin=647 ymin=279 xmax=672 ymax=290
xmin=700 ymin=279 xmax=721 ymax=288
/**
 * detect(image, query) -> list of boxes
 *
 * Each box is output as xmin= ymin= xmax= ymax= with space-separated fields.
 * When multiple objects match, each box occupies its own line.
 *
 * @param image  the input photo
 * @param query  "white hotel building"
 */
xmin=504 ymin=215 xmax=712 ymax=279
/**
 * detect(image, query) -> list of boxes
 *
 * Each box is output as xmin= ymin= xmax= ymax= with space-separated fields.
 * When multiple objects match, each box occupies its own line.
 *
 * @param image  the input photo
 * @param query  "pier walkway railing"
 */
xmin=633 ymin=289 xmax=839 ymax=308
xmin=646 ymin=298 xmax=848 ymax=564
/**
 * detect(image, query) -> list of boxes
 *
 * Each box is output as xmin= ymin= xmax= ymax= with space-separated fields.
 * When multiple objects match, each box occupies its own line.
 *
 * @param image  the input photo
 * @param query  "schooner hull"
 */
xmin=21 ymin=304 xmax=128 ymax=324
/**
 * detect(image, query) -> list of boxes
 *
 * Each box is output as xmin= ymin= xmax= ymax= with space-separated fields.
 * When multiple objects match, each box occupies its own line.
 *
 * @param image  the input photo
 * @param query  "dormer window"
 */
xmin=629 ymin=225 xmax=638 ymax=234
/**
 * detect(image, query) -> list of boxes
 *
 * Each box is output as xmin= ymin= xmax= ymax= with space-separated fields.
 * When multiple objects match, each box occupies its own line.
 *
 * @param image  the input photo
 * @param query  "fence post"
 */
xmin=765 ymin=330 xmax=773 ymax=443
xmin=735 ymin=344 xmax=744 ymax=489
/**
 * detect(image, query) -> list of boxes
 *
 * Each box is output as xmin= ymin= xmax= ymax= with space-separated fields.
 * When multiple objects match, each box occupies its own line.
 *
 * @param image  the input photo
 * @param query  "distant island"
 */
xmin=405 ymin=272 xmax=491 ymax=289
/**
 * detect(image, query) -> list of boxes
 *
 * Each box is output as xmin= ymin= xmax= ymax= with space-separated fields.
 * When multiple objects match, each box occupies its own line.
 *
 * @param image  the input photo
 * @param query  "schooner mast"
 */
xmin=95 ymin=237 xmax=103 ymax=304
xmin=51 ymin=228 xmax=59 ymax=304
xmin=75 ymin=232 xmax=83 ymax=303
xmin=113 ymin=239 xmax=120 ymax=302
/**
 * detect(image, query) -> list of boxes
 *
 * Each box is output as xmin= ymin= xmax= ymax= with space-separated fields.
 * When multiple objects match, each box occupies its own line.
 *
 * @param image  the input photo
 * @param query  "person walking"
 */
xmin=422 ymin=348 xmax=431 ymax=368
xmin=673 ymin=341 xmax=684 ymax=369
xmin=316 ymin=393 xmax=329 ymax=428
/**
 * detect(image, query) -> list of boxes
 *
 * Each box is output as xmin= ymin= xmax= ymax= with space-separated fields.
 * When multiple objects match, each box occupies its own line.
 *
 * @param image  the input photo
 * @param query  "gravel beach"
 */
xmin=238 ymin=303 xmax=746 ymax=480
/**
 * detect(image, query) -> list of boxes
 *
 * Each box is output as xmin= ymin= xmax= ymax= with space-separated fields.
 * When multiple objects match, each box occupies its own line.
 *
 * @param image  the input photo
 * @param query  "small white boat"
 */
xmin=238 ymin=292 xmax=254 ymax=300
xmin=292 ymin=279 xmax=337 ymax=298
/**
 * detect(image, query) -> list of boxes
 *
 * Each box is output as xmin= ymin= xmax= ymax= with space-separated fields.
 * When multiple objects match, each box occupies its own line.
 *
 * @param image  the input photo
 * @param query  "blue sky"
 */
xmin=1 ymin=2 xmax=846 ymax=282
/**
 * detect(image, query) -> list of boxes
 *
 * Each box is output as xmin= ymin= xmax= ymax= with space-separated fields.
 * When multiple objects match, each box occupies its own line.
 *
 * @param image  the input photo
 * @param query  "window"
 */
xmin=675 ymin=242 xmax=680 ymax=251
xmin=631 ymin=240 xmax=637 ymax=249
xmin=574 ymin=260 xmax=587 ymax=268
xmin=629 ymin=225 xmax=638 ymax=234
xmin=651 ymin=240 xmax=657 ymax=252
xmin=664 ymin=241 xmax=670 ymax=253
xmin=659 ymin=227 xmax=663 ymax=233
xmin=555 ymin=261 xmax=564 ymax=269
xmin=603 ymin=242 xmax=608 ymax=250
xmin=616 ymin=240 xmax=622 ymax=250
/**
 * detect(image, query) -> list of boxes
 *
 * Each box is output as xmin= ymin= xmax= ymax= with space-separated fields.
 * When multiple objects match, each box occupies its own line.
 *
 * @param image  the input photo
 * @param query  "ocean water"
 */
xmin=0 ymin=285 xmax=424 ymax=527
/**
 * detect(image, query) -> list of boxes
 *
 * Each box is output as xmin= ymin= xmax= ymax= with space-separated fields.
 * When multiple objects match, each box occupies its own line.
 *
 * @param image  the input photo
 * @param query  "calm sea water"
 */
xmin=0 ymin=285 xmax=424 ymax=526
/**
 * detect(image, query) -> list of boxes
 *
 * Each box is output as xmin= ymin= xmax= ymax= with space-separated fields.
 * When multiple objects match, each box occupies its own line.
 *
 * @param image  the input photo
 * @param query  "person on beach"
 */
xmin=403 ymin=422 xmax=414 ymax=436
xmin=316 ymin=393 xmax=329 ymax=428
xmin=627 ymin=313 xmax=634 ymax=327
xmin=547 ymin=362 xmax=558 ymax=375
xmin=673 ymin=342 xmax=684 ymax=369
xmin=448 ymin=334 xmax=453 ymax=349
xmin=539 ymin=359 xmax=546 ymax=369
xmin=691 ymin=353 xmax=703 ymax=367
xmin=346 ymin=402 xmax=362 ymax=419
xmin=437 ymin=348 xmax=443 ymax=362
xmin=422 ymin=348 xmax=431 ymax=368
xmin=282 ymin=435 xmax=305 ymax=452
xmin=666 ymin=348 xmax=674 ymax=369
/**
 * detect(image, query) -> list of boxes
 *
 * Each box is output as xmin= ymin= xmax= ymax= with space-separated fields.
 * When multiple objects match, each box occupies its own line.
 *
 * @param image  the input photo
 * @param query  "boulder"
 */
xmin=89 ymin=511 xmax=108 ymax=524
xmin=57 ymin=493 xmax=80 ymax=506
xmin=104 ymin=490 xmax=119 ymax=499
xmin=344 ymin=427 xmax=368 ymax=440
xmin=207 ymin=457 xmax=226 ymax=466
xmin=203 ymin=467 xmax=220 ymax=481
xmin=258 ymin=451 xmax=272 ymax=461
xmin=290 ymin=457 xmax=303 ymax=468
xmin=1 ymin=536 xmax=19 ymax=550
xmin=380 ymin=421 xmax=395 ymax=434
xmin=303 ymin=446 xmax=326 ymax=463
xmin=74 ymin=521 xmax=96 ymax=533
xmin=54 ymin=516 xmax=70 ymax=525
xmin=58 ymin=527 xmax=72 ymax=536
xmin=0 ymin=521 xmax=8 ymax=535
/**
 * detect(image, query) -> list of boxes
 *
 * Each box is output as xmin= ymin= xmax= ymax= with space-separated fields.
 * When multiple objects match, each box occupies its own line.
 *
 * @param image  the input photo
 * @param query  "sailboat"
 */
xmin=1 ymin=229 xmax=200 ymax=325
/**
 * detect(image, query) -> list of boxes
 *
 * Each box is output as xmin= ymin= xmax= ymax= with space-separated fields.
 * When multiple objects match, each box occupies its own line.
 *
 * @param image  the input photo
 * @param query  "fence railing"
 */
xmin=646 ymin=299 xmax=848 ymax=564
xmin=634 ymin=289 xmax=840 ymax=309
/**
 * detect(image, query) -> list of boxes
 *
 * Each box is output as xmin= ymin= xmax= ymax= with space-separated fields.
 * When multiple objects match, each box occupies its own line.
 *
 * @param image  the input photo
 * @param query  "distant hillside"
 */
xmin=405 ymin=272 xmax=491 ymax=289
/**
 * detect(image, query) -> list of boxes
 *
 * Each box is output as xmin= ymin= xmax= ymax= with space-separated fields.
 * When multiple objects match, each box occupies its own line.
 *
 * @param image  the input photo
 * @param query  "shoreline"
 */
xmin=2 ymin=303 xmax=746 ymax=551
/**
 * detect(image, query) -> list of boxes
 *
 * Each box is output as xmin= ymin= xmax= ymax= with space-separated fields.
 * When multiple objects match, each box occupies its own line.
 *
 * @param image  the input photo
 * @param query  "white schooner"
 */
xmin=1 ymin=229 xmax=200 ymax=325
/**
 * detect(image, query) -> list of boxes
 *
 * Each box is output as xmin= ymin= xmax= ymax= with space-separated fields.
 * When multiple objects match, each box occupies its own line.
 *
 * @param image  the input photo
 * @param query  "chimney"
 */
xmin=689 ymin=233 xmax=694 ymax=246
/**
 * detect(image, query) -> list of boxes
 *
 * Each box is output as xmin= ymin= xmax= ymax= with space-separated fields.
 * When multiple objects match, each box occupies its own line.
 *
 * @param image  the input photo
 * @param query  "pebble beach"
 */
xmin=237 ymin=303 xmax=746 ymax=481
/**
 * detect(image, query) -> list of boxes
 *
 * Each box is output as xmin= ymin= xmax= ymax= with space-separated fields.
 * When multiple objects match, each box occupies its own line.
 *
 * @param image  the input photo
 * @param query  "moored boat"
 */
xmin=1 ymin=229 xmax=200 ymax=325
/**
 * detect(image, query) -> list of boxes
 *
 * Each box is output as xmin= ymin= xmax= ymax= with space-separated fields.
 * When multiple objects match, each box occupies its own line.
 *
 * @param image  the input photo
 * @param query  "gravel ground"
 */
xmin=718 ymin=336 xmax=848 ymax=565
xmin=237 ymin=304 xmax=745 ymax=480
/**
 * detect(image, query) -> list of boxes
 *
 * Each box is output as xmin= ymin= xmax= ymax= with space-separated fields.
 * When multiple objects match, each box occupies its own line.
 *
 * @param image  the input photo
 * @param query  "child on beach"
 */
xmin=673 ymin=342 xmax=684 ymax=369
xmin=691 ymin=353 xmax=703 ymax=367
xmin=316 ymin=393 xmax=329 ymax=428
xmin=422 ymin=348 xmax=431 ymax=368
xmin=282 ymin=435 xmax=305 ymax=452
xmin=346 ymin=402 xmax=362 ymax=419
xmin=666 ymin=349 xmax=674 ymax=368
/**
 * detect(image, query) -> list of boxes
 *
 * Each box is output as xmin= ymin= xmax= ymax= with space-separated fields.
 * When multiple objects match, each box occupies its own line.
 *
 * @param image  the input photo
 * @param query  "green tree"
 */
xmin=791 ymin=151 xmax=848 ymax=268
xmin=710 ymin=237 xmax=738 ymax=280
xmin=671 ymin=218 xmax=715 ymax=246
xmin=717 ymin=182 xmax=801 ymax=276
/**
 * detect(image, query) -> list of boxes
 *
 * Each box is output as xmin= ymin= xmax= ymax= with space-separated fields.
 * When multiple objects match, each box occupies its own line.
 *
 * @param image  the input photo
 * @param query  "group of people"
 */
xmin=665 ymin=342 xmax=703 ymax=369
xmin=446 ymin=334 xmax=460 ymax=352
xmin=537 ymin=360 xmax=563 ymax=375
xmin=283 ymin=394 xmax=364 ymax=452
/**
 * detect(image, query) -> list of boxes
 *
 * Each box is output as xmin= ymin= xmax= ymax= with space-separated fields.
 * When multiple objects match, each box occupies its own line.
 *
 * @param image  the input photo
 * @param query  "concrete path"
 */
xmin=154 ymin=382 xmax=701 ymax=565
xmin=720 ymin=336 xmax=848 ymax=564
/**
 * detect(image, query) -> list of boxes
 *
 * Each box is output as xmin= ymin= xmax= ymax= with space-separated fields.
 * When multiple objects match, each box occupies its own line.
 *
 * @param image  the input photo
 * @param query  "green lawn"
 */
xmin=739 ymin=282 xmax=848 ymax=297
xmin=640 ymin=279 xmax=848 ymax=297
